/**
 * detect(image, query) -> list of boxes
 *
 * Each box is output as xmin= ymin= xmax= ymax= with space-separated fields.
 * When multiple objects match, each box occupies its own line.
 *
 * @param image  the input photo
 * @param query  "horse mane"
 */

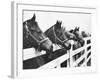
xmin=62 ymin=26 xmax=66 ymax=32
xmin=45 ymin=23 xmax=56 ymax=35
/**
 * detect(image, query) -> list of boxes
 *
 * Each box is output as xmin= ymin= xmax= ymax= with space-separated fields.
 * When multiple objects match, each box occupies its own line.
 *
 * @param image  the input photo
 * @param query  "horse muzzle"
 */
xmin=40 ymin=38 xmax=53 ymax=52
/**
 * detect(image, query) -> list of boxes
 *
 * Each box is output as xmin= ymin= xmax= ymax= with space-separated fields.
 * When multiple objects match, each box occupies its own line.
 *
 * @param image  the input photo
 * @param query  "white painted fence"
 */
xmin=23 ymin=44 xmax=60 ymax=60
xmin=39 ymin=37 xmax=91 ymax=69
xmin=70 ymin=37 xmax=91 ymax=67
xmin=23 ymin=48 xmax=46 ymax=60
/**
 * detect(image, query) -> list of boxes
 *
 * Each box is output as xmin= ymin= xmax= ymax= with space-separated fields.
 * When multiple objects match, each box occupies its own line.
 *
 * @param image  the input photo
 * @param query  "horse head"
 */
xmin=69 ymin=26 xmax=85 ymax=47
xmin=23 ymin=13 xmax=53 ymax=59
xmin=45 ymin=20 xmax=71 ymax=50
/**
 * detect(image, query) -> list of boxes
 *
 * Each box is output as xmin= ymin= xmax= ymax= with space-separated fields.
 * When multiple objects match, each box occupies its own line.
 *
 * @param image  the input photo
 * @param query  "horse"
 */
xmin=23 ymin=14 xmax=53 ymax=66
xmin=69 ymin=27 xmax=85 ymax=50
xmin=45 ymin=20 xmax=72 ymax=51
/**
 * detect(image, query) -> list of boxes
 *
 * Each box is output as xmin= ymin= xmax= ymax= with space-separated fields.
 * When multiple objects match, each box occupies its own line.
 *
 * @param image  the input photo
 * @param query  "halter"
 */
xmin=52 ymin=26 xmax=69 ymax=45
xmin=24 ymin=21 xmax=49 ymax=46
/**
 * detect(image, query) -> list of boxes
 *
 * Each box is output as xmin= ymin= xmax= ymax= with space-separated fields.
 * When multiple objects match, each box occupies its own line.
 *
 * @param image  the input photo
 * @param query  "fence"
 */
xmin=69 ymin=37 xmax=91 ymax=67
xmin=39 ymin=37 xmax=91 ymax=69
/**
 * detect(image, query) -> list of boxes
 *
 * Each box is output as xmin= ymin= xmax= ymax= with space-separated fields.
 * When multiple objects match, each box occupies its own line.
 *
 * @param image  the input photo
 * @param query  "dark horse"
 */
xmin=69 ymin=27 xmax=85 ymax=50
xmin=45 ymin=20 xmax=72 ymax=51
xmin=23 ymin=14 xmax=53 ymax=61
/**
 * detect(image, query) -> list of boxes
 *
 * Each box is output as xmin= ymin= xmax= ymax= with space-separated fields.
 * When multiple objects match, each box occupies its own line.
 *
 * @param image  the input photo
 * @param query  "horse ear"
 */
xmin=74 ymin=26 xmax=77 ymax=32
xmin=56 ymin=20 xmax=59 ymax=25
xmin=31 ymin=14 xmax=36 ymax=21
xmin=75 ymin=26 xmax=77 ymax=30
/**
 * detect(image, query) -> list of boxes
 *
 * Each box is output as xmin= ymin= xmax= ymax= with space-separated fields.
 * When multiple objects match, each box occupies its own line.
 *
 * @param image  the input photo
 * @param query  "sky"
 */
xmin=23 ymin=10 xmax=91 ymax=34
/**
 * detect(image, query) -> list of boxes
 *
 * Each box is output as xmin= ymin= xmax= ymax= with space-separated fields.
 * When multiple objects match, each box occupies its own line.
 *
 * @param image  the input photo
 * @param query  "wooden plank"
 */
xmin=83 ymin=37 xmax=91 ymax=41
xmin=72 ymin=50 xmax=91 ymax=67
xmin=70 ymin=44 xmax=91 ymax=57
xmin=23 ymin=44 xmax=61 ymax=60
xmin=81 ymin=55 xmax=91 ymax=67
xmin=39 ymin=53 xmax=69 ymax=69
xmin=23 ymin=48 xmax=46 ymax=60
xmin=72 ymin=52 xmax=86 ymax=67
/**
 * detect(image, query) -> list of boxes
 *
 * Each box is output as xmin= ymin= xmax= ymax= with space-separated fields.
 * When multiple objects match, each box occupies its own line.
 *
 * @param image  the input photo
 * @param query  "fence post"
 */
xmin=70 ymin=44 xmax=74 ymax=67
xmin=56 ymin=58 xmax=61 ymax=68
xmin=83 ymin=38 xmax=88 ymax=67
xmin=67 ymin=50 xmax=70 ymax=67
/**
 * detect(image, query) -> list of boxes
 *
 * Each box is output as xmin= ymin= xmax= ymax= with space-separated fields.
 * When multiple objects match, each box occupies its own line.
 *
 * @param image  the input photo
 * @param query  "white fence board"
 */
xmin=70 ymin=37 xmax=91 ymax=67
xmin=81 ymin=55 xmax=91 ymax=67
xmin=39 ymin=53 xmax=69 ymax=69
xmin=23 ymin=48 xmax=46 ymax=60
